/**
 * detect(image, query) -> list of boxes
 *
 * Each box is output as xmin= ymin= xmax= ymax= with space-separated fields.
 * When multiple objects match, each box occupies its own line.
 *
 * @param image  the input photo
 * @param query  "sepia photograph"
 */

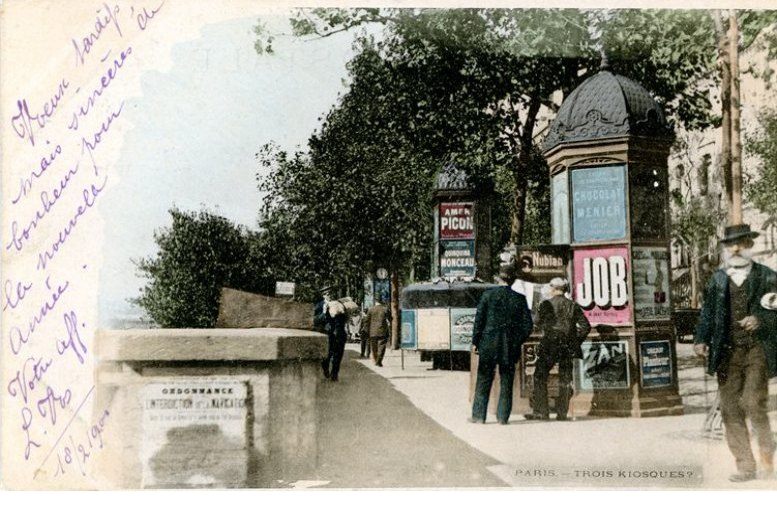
xmin=2 ymin=1 xmax=777 ymax=513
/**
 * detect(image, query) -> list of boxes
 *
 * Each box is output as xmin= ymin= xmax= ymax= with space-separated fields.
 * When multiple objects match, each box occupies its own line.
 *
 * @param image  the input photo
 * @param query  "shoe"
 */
xmin=467 ymin=417 xmax=485 ymax=424
xmin=330 ymin=376 xmax=339 ymax=382
xmin=498 ymin=420 xmax=509 ymax=425
xmin=556 ymin=415 xmax=571 ymax=421
xmin=729 ymin=471 xmax=756 ymax=483
xmin=524 ymin=413 xmax=550 ymax=421
xmin=376 ymin=362 xmax=383 ymax=367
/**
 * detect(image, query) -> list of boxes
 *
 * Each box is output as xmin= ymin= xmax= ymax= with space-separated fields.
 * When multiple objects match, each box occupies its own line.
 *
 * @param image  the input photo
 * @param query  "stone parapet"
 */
xmin=93 ymin=328 xmax=326 ymax=489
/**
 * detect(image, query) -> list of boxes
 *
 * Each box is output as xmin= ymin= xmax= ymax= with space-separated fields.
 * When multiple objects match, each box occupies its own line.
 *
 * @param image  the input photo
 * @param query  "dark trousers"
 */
xmin=533 ymin=346 xmax=574 ymax=418
xmin=322 ymin=333 xmax=347 ymax=380
xmin=360 ymin=334 xmax=369 ymax=358
xmin=472 ymin=356 xmax=516 ymax=423
xmin=369 ymin=336 xmax=388 ymax=365
xmin=718 ymin=343 xmax=775 ymax=473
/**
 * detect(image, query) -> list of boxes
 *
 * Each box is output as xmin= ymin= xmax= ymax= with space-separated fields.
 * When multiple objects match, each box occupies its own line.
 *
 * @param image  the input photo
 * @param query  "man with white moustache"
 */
xmin=694 ymin=224 xmax=777 ymax=482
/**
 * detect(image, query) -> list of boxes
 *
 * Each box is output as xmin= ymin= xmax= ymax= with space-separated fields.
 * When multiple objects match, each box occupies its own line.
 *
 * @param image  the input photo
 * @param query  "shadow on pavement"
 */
xmin=312 ymin=349 xmax=507 ymax=488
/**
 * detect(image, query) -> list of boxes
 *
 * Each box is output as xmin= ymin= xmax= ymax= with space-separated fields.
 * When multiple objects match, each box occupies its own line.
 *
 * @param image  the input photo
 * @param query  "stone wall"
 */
xmin=93 ymin=328 xmax=326 ymax=488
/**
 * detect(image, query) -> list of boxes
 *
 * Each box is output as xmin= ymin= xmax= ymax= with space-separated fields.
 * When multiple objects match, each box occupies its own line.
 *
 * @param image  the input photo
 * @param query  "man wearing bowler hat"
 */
xmin=694 ymin=224 xmax=777 ymax=482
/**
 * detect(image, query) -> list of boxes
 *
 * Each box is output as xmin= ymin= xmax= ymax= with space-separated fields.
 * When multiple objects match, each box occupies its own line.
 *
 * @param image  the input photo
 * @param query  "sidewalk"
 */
xmin=354 ymin=343 xmax=777 ymax=489
xmin=309 ymin=348 xmax=506 ymax=488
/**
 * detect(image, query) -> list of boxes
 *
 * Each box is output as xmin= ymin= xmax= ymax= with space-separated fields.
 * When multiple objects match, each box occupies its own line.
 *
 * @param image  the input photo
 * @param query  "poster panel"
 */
xmin=551 ymin=170 xmax=570 ymax=244
xmin=141 ymin=379 xmax=250 ymax=488
xmin=632 ymin=247 xmax=671 ymax=320
xmin=440 ymin=239 xmax=476 ymax=279
xmin=640 ymin=340 xmax=673 ymax=388
xmin=515 ymin=244 xmax=569 ymax=284
xmin=573 ymin=246 xmax=632 ymax=325
xmin=439 ymin=202 xmax=475 ymax=240
xmin=416 ymin=308 xmax=451 ymax=350
xmin=577 ymin=340 xmax=630 ymax=390
xmin=401 ymin=309 xmax=417 ymax=350
xmin=374 ymin=278 xmax=390 ymax=305
xmin=571 ymin=165 xmax=627 ymax=242
xmin=630 ymin=166 xmax=669 ymax=240
xmin=450 ymin=308 xmax=477 ymax=351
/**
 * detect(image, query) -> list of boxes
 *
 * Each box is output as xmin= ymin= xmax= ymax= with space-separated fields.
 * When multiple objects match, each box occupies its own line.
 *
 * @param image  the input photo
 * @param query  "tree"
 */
xmin=746 ymin=107 xmax=777 ymax=235
xmin=134 ymin=208 xmax=272 ymax=327
xmin=257 ymin=8 xmax=727 ymax=244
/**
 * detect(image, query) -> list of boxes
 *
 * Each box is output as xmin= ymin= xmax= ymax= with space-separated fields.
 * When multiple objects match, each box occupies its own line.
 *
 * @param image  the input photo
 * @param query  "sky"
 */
xmin=98 ymin=14 xmax=358 ymax=325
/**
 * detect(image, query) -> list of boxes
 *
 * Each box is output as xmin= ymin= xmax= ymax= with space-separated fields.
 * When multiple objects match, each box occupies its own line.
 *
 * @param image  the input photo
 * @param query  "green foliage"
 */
xmin=746 ymin=108 xmax=777 ymax=226
xmin=670 ymin=192 xmax=720 ymax=250
xmin=134 ymin=209 xmax=272 ymax=327
xmin=256 ymin=8 xmax=728 ymax=248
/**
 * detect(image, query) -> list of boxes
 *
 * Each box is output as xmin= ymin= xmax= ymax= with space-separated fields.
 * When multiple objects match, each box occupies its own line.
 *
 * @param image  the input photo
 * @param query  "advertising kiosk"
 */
xmin=400 ymin=161 xmax=495 ymax=370
xmin=541 ymin=64 xmax=683 ymax=417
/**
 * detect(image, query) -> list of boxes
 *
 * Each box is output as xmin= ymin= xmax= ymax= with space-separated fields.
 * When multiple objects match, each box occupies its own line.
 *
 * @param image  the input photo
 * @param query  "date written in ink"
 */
xmin=54 ymin=409 xmax=109 ymax=477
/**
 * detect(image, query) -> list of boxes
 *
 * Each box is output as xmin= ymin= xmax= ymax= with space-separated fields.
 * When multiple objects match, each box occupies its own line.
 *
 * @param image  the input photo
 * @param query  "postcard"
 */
xmin=2 ymin=0 xmax=777 ymax=491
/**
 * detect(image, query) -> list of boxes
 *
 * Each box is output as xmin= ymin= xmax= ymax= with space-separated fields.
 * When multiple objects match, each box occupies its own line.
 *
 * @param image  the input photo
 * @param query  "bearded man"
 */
xmin=694 ymin=224 xmax=777 ymax=482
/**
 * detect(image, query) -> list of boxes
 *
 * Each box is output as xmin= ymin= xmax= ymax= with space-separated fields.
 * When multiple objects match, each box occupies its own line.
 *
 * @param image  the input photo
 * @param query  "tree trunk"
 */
xmin=715 ymin=10 xmax=733 ymax=212
xmin=729 ymin=10 xmax=743 ymax=224
xmin=510 ymin=97 xmax=542 ymax=245
xmin=390 ymin=269 xmax=400 ymax=349
xmin=690 ymin=246 xmax=699 ymax=308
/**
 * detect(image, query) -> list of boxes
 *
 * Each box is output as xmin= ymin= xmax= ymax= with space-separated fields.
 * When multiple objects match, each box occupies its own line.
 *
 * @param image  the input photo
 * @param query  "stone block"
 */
xmin=93 ymin=328 xmax=326 ymax=488
xmin=216 ymin=288 xmax=313 ymax=330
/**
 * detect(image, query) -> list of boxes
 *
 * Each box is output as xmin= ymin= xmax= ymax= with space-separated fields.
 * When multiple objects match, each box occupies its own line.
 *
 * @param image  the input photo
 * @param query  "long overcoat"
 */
xmin=695 ymin=262 xmax=777 ymax=377
xmin=472 ymin=286 xmax=534 ymax=365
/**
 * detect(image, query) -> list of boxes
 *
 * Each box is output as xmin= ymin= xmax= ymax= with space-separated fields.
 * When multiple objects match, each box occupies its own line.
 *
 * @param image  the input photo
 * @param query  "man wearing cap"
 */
xmin=694 ymin=224 xmax=777 ymax=482
xmin=364 ymin=295 xmax=391 ymax=367
xmin=314 ymin=286 xmax=349 ymax=382
xmin=470 ymin=263 xmax=534 ymax=424
xmin=525 ymin=277 xmax=591 ymax=421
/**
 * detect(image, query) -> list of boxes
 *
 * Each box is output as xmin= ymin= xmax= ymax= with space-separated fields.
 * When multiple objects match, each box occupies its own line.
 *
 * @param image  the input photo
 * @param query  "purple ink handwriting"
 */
xmin=36 ymin=172 xmax=109 ymax=270
xmin=36 ymin=385 xmax=73 ymax=427
xmin=5 ymin=0 xmax=165 ymax=477
xmin=9 ymin=143 xmax=63 ymax=205
xmin=5 ymin=160 xmax=81 ymax=254
xmin=69 ymin=46 xmax=133 ymax=131
xmin=7 ymin=356 xmax=53 ymax=405
xmin=134 ymin=0 xmax=165 ymax=31
xmin=2 ymin=278 xmax=33 ymax=312
xmin=8 ymin=277 xmax=70 ymax=356
xmin=56 ymin=310 xmax=88 ymax=364
xmin=54 ymin=409 xmax=110 ymax=478
xmin=72 ymin=3 xmax=123 ymax=66
xmin=10 ymin=80 xmax=69 ymax=147
xmin=81 ymin=102 xmax=124 ymax=176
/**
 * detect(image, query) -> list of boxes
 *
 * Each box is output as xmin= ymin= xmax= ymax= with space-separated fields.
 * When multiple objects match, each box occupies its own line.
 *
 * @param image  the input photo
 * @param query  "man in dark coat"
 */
xmin=525 ymin=277 xmax=591 ymax=421
xmin=364 ymin=295 xmax=391 ymax=366
xmin=694 ymin=224 xmax=777 ymax=482
xmin=314 ymin=287 xmax=349 ymax=382
xmin=470 ymin=263 xmax=534 ymax=424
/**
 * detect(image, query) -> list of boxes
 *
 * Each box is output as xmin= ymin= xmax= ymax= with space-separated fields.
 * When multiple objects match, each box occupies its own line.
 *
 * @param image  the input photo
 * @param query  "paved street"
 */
xmin=306 ymin=343 xmax=777 ymax=489
xmin=311 ymin=347 xmax=506 ymax=488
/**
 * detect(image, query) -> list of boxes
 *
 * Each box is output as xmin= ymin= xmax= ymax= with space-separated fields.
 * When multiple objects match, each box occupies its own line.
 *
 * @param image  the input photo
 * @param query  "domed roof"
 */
xmin=435 ymin=160 xmax=473 ymax=192
xmin=543 ymin=69 xmax=674 ymax=153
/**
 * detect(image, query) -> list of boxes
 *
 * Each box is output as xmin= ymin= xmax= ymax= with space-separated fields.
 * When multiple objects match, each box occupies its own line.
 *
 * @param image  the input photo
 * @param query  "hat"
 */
xmin=318 ymin=285 xmax=334 ymax=294
xmin=498 ymin=262 xmax=518 ymax=282
xmin=720 ymin=224 xmax=759 ymax=244
xmin=549 ymin=277 xmax=569 ymax=292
